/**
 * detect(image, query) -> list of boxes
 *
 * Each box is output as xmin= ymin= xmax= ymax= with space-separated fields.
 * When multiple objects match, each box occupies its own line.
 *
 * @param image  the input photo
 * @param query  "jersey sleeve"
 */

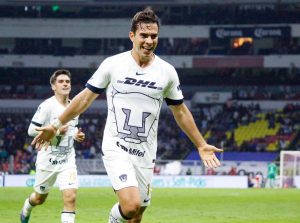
xmin=28 ymin=101 xmax=50 ymax=136
xmin=164 ymin=66 xmax=184 ymax=106
xmin=86 ymin=58 xmax=111 ymax=94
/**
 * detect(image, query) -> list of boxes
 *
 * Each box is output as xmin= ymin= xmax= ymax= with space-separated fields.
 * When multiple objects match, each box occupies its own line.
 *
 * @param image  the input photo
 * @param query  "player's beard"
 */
xmin=140 ymin=47 xmax=155 ymax=63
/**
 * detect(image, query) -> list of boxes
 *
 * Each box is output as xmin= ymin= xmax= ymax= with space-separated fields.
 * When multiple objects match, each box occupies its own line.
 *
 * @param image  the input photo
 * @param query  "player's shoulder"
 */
xmin=39 ymin=96 xmax=55 ymax=108
xmin=154 ymin=55 xmax=177 ymax=74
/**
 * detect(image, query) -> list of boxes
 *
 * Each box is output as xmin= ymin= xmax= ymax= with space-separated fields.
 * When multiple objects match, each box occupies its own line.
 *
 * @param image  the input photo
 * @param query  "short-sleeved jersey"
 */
xmin=29 ymin=96 xmax=79 ymax=171
xmin=87 ymin=51 xmax=183 ymax=168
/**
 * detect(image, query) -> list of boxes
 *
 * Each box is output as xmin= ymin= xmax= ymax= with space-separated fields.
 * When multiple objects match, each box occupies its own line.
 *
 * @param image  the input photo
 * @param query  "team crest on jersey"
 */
xmin=111 ymin=87 xmax=161 ymax=144
xmin=119 ymin=174 xmax=127 ymax=182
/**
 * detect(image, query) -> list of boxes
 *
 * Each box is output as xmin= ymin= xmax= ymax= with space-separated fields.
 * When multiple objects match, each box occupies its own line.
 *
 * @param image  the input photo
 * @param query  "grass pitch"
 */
xmin=0 ymin=187 xmax=299 ymax=223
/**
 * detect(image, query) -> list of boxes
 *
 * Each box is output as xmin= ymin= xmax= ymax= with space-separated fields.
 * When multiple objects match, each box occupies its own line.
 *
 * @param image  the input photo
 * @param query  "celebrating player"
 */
xmin=21 ymin=69 xmax=85 ymax=223
xmin=31 ymin=9 xmax=222 ymax=223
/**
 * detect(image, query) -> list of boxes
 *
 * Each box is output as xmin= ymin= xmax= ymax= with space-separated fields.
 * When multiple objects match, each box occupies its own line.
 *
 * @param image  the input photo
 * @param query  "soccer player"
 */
xmin=31 ymin=9 xmax=223 ymax=223
xmin=267 ymin=161 xmax=278 ymax=188
xmin=20 ymin=69 xmax=85 ymax=223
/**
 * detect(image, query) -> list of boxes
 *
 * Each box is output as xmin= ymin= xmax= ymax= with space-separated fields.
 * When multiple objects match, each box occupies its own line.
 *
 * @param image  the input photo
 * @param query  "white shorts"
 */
xmin=103 ymin=153 xmax=153 ymax=206
xmin=34 ymin=167 xmax=78 ymax=194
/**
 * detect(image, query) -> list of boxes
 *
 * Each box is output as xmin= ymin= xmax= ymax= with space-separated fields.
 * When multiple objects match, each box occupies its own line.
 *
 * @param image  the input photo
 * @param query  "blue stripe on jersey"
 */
xmin=31 ymin=121 xmax=42 ymax=127
xmin=165 ymin=98 xmax=184 ymax=106
xmin=85 ymin=83 xmax=105 ymax=94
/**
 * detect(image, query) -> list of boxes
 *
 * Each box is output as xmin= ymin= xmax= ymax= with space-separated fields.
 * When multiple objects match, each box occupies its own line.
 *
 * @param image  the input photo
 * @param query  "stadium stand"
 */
xmin=0 ymin=1 xmax=300 ymax=182
xmin=0 ymin=2 xmax=299 ymax=25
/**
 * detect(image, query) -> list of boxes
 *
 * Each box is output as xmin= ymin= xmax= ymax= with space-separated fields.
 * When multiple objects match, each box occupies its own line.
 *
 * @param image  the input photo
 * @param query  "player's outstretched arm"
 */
xmin=169 ymin=103 xmax=223 ymax=168
xmin=32 ymin=88 xmax=99 ymax=149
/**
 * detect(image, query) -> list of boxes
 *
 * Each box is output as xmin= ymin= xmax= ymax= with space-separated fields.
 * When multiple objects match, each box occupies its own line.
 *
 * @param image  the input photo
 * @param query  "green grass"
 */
xmin=1 ymin=187 xmax=300 ymax=223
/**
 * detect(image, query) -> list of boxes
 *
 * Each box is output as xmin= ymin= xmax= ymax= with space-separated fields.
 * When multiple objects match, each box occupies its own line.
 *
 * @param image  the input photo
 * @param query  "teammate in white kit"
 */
xmin=31 ymin=9 xmax=223 ymax=223
xmin=20 ymin=69 xmax=85 ymax=223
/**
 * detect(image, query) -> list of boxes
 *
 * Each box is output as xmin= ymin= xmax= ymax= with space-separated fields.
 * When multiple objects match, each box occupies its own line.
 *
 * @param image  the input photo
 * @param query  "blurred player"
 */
xmin=20 ymin=69 xmax=85 ymax=223
xmin=267 ymin=161 xmax=278 ymax=188
xmin=31 ymin=9 xmax=223 ymax=223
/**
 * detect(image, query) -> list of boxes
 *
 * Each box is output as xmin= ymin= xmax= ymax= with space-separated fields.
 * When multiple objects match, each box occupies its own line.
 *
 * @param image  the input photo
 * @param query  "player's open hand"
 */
xmin=74 ymin=128 xmax=85 ymax=143
xmin=31 ymin=125 xmax=57 ymax=150
xmin=198 ymin=144 xmax=223 ymax=168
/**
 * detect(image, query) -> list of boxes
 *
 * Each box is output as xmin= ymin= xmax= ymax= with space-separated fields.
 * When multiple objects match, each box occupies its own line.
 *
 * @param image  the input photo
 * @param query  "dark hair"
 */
xmin=131 ymin=8 xmax=160 ymax=34
xmin=49 ymin=69 xmax=71 ymax=85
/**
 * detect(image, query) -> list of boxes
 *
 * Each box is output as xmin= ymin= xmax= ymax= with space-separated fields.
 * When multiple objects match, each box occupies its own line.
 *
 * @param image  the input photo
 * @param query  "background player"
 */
xmin=20 ymin=69 xmax=85 ymax=223
xmin=267 ymin=161 xmax=278 ymax=188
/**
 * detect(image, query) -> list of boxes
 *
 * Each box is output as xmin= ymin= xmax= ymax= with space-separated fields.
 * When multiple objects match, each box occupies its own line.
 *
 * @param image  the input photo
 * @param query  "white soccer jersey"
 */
xmin=29 ymin=96 xmax=78 ymax=171
xmin=87 ymin=51 xmax=183 ymax=168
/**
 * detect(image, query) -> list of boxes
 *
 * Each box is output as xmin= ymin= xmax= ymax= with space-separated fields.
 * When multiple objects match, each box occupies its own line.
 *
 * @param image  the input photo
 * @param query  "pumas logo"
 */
xmin=119 ymin=174 xmax=127 ymax=182
xmin=117 ymin=77 xmax=162 ymax=90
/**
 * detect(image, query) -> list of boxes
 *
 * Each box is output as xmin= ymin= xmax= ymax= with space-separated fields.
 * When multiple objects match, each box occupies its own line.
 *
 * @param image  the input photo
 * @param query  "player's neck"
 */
xmin=55 ymin=94 xmax=69 ymax=107
xmin=131 ymin=50 xmax=154 ymax=68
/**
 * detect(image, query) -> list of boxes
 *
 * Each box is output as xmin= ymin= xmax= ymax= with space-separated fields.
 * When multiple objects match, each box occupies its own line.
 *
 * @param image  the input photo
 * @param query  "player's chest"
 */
xmin=110 ymin=69 xmax=168 ymax=97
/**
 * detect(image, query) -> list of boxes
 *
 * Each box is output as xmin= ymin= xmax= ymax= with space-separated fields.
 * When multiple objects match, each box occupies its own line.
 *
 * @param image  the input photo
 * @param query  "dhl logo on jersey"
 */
xmin=117 ymin=77 xmax=162 ymax=90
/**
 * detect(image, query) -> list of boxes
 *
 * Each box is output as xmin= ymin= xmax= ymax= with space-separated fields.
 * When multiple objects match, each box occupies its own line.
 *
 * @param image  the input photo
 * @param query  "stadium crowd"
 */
xmin=1 ymin=102 xmax=300 ymax=174
xmin=1 ymin=67 xmax=300 ymax=100
xmin=0 ymin=37 xmax=299 ymax=56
